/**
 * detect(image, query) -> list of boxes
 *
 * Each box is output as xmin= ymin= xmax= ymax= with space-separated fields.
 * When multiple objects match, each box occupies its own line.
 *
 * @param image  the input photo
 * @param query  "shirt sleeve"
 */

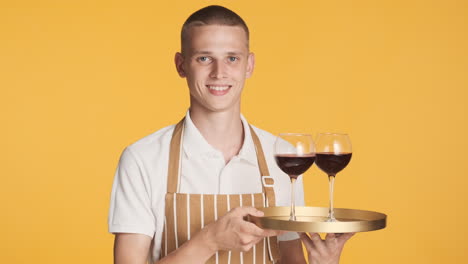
xmin=108 ymin=147 xmax=156 ymax=238
xmin=277 ymin=176 xmax=305 ymax=242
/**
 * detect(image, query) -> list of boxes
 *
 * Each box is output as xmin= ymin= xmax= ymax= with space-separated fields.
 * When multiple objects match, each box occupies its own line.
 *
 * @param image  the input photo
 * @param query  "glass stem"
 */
xmin=328 ymin=175 xmax=336 ymax=221
xmin=290 ymin=177 xmax=296 ymax=221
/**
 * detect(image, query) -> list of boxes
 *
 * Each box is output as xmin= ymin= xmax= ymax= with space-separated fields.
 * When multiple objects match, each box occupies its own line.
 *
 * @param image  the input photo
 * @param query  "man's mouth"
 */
xmin=207 ymin=85 xmax=231 ymax=91
xmin=206 ymin=85 xmax=232 ymax=96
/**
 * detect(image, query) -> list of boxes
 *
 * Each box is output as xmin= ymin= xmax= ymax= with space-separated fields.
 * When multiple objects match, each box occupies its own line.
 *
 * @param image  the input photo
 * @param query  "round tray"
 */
xmin=248 ymin=206 xmax=387 ymax=233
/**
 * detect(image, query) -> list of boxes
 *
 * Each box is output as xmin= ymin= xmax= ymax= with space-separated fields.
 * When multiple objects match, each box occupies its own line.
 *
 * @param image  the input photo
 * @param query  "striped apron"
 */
xmin=159 ymin=118 xmax=281 ymax=263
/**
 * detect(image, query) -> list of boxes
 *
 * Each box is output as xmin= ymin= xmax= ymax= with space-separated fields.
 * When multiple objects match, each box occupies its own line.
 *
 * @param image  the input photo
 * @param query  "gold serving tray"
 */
xmin=249 ymin=206 xmax=387 ymax=233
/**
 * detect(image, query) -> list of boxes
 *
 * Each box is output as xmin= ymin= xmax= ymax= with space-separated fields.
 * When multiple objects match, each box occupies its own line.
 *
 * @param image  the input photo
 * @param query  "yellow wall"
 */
xmin=1 ymin=0 xmax=467 ymax=263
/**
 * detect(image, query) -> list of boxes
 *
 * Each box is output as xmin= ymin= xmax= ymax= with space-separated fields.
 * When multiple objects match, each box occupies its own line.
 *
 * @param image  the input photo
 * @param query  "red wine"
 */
xmin=315 ymin=152 xmax=352 ymax=176
xmin=274 ymin=154 xmax=315 ymax=179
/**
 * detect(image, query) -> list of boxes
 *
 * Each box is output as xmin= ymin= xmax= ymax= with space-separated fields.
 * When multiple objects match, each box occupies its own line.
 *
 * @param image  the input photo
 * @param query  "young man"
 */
xmin=108 ymin=5 xmax=353 ymax=264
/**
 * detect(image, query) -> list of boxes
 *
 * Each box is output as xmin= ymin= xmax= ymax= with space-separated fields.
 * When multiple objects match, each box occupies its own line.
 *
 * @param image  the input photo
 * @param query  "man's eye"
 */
xmin=228 ymin=57 xmax=238 ymax=62
xmin=198 ymin=56 xmax=210 ymax=62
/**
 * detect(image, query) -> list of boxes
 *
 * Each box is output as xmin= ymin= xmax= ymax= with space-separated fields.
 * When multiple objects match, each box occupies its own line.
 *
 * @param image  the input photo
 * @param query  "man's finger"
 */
xmin=298 ymin=232 xmax=315 ymax=252
xmin=324 ymin=233 xmax=338 ymax=247
xmin=337 ymin=232 xmax=355 ymax=244
xmin=239 ymin=234 xmax=257 ymax=246
xmin=325 ymin=232 xmax=336 ymax=240
xmin=242 ymin=222 xmax=270 ymax=237
xmin=307 ymin=232 xmax=326 ymax=253
xmin=261 ymin=229 xmax=285 ymax=237
xmin=242 ymin=222 xmax=283 ymax=239
xmin=234 ymin=206 xmax=264 ymax=217
xmin=273 ymin=230 xmax=287 ymax=236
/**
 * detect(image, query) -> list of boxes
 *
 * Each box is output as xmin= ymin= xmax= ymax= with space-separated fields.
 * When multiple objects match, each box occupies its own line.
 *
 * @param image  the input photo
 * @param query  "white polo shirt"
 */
xmin=108 ymin=111 xmax=305 ymax=258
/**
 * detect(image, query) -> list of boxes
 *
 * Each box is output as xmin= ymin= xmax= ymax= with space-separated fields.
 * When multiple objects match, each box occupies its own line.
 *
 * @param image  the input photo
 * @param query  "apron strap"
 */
xmin=167 ymin=118 xmax=185 ymax=193
xmin=249 ymin=126 xmax=276 ymax=207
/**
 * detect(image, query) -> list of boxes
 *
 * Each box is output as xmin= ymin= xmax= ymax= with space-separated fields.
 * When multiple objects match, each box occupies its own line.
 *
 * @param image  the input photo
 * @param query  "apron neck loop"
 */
xmin=166 ymin=117 xmax=276 ymax=207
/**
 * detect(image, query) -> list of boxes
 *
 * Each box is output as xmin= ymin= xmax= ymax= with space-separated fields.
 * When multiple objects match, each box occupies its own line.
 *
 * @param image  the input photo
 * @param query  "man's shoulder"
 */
xmin=125 ymin=124 xmax=176 ymax=158
xmin=249 ymin=124 xmax=277 ymax=144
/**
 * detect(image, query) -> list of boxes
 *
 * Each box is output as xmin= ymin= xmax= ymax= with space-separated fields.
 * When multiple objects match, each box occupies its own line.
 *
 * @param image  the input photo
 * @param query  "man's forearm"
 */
xmin=114 ymin=232 xmax=215 ymax=264
xmin=156 ymin=229 xmax=216 ymax=264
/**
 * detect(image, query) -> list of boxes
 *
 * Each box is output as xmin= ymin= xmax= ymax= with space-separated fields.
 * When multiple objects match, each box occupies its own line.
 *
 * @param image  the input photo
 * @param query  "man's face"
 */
xmin=175 ymin=25 xmax=254 ymax=113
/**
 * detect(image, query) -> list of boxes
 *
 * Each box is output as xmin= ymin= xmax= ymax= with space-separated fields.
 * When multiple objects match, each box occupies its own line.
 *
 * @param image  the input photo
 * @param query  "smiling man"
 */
xmin=108 ymin=5 xmax=353 ymax=264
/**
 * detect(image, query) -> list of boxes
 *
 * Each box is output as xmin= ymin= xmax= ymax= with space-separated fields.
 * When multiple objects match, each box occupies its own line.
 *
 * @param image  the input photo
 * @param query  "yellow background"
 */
xmin=1 ymin=0 xmax=467 ymax=263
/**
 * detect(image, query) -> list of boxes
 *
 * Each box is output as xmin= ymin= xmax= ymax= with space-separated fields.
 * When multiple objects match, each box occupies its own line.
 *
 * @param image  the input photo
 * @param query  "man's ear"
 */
xmin=175 ymin=52 xmax=186 ymax=78
xmin=245 ymin=52 xmax=255 ymax=78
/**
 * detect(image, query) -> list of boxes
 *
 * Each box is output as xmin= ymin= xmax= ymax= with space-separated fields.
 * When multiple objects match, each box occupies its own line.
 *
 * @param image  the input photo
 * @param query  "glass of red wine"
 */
xmin=274 ymin=133 xmax=315 ymax=221
xmin=315 ymin=133 xmax=352 ymax=222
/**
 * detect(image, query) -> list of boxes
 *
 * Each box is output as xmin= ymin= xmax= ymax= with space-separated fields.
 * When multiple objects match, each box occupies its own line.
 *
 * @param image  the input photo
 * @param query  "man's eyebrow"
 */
xmin=226 ymin=51 xmax=244 ymax=56
xmin=190 ymin=51 xmax=245 ymax=56
xmin=192 ymin=51 xmax=212 ymax=55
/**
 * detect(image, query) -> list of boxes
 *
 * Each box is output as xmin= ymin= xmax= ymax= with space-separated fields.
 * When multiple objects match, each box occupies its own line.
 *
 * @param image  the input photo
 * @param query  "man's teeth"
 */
xmin=208 ymin=86 xmax=230 ymax=91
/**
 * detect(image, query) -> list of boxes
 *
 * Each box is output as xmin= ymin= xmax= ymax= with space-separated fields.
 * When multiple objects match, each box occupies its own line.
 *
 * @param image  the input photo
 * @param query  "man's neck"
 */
xmin=189 ymin=106 xmax=244 ymax=164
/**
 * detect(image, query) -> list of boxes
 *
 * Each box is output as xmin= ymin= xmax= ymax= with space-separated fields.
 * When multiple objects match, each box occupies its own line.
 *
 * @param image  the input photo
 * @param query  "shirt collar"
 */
xmin=237 ymin=114 xmax=258 ymax=165
xmin=182 ymin=110 xmax=219 ymax=158
xmin=182 ymin=110 xmax=258 ymax=166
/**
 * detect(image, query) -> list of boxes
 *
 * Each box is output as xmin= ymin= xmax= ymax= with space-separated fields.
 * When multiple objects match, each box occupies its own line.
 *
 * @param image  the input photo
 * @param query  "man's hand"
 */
xmin=299 ymin=232 xmax=355 ymax=264
xmin=114 ymin=207 xmax=283 ymax=264
xmin=200 ymin=206 xmax=282 ymax=253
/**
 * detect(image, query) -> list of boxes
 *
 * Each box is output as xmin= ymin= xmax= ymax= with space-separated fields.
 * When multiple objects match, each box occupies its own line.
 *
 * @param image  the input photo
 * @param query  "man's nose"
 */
xmin=209 ymin=61 xmax=227 ymax=79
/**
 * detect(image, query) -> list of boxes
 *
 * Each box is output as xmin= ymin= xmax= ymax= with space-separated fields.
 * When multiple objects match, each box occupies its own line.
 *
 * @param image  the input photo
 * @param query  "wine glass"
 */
xmin=274 ymin=133 xmax=315 ymax=221
xmin=315 ymin=133 xmax=352 ymax=222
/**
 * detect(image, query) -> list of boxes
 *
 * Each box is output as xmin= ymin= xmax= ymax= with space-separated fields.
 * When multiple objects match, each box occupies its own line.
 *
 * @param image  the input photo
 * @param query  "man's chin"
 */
xmin=193 ymin=104 xmax=240 ymax=114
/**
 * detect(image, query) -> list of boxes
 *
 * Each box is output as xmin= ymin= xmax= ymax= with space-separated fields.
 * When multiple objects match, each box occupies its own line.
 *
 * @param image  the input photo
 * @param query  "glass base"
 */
xmin=325 ymin=217 xmax=339 ymax=222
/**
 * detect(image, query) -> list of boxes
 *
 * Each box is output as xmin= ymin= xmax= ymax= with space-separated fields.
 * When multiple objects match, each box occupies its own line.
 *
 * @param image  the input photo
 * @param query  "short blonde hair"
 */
xmin=181 ymin=5 xmax=250 ymax=54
